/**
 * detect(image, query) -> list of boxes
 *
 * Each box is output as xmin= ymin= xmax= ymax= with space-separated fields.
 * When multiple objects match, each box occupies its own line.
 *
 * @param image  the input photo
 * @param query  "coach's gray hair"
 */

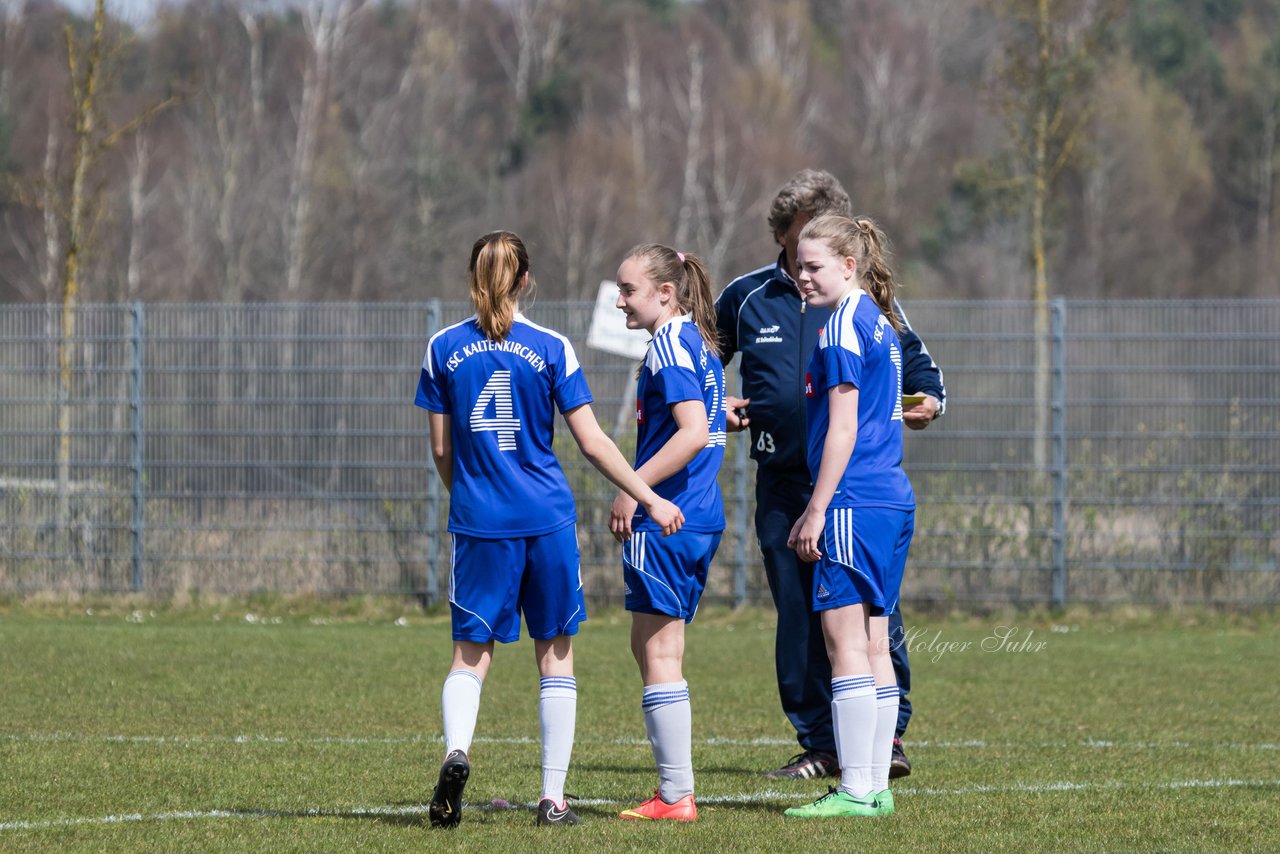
xmin=767 ymin=169 xmax=853 ymax=240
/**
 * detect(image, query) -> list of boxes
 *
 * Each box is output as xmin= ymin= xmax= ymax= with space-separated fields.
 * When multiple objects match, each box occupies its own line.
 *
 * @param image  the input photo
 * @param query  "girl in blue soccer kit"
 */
xmin=608 ymin=244 xmax=726 ymax=822
xmin=415 ymin=231 xmax=684 ymax=829
xmin=782 ymin=215 xmax=915 ymax=819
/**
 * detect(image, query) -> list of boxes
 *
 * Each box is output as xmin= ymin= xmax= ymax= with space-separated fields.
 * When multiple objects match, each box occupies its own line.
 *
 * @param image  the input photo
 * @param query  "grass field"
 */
xmin=1 ymin=600 xmax=1277 ymax=852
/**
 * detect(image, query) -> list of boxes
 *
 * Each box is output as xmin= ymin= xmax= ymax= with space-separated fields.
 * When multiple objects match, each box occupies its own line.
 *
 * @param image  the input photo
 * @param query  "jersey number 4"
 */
xmin=470 ymin=370 xmax=522 ymax=451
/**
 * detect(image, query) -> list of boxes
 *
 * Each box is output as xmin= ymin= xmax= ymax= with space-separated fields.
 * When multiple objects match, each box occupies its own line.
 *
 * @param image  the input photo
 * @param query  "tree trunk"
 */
xmin=57 ymin=0 xmax=106 ymax=530
xmin=1258 ymin=86 xmax=1276 ymax=291
xmin=1031 ymin=0 xmax=1051 ymax=477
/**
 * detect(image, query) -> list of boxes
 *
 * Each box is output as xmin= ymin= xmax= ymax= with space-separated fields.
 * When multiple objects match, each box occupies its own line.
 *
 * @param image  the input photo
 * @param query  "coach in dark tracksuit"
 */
xmin=715 ymin=169 xmax=946 ymax=780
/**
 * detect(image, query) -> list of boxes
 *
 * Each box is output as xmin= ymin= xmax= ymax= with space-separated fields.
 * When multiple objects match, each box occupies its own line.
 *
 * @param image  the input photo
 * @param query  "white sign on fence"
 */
xmin=586 ymin=280 xmax=650 ymax=360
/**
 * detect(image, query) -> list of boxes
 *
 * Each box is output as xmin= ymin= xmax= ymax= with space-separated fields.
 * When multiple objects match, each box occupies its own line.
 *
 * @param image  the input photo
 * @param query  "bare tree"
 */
xmin=838 ymin=0 xmax=944 ymax=223
xmin=279 ymin=0 xmax=360 ymax=377
xmin=284 ymin=0 xmax=358 ymax=300
xmin=51 ymin=0 xmax=174 ymax=527
xmin=987 ymin=0 xmax=1119 ymax=471
xmin=123 ymin=130 xmax=157 ymax=300
xmin=487 ymin=0 xmax=568 ymax=107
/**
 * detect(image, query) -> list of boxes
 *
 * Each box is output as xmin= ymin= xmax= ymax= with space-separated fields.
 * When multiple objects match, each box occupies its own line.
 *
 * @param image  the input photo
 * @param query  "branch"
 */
xmin=64 ymin=25 xmax=81 ymax=106
xmin=98 ymin=95 xmax=180 ymax=152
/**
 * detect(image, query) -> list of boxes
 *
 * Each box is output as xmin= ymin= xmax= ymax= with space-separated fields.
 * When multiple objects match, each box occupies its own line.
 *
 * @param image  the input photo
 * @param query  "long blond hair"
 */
xmin=798 ymin=215 xmax=903 ymax=333
xmin=468 ymin=230 xmax=530 ymax=341
xmin=622 ymin=243 xmax=720 ymax=357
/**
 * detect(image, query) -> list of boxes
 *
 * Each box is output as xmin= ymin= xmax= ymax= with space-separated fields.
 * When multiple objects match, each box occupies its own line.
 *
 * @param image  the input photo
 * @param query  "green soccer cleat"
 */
xmin=784 ymin=786 xmax=883 ymax=819
xmin=875 ymin=788 xmax=894 ymax=815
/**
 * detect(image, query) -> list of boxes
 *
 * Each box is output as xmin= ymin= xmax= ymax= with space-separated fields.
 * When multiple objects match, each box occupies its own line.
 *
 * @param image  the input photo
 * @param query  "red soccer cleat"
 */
xmin=619 ymin=791 xmax=698 ymax=821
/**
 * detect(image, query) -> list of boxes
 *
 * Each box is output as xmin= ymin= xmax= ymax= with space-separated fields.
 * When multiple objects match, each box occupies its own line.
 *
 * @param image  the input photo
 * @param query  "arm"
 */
xmin=609 ymin=399 xmax=709 ymax=541
xmin=787 ymin=383 xmax=858 ymax=561
xmin=896 ymin=299 xmax=946 ymax=430
xmin=634 ymin=399 xmax=709 ymax=487
xmin=562 ymin=403 xmax=684 ymax=536
xmin=428 ymin=412 xmax=452 ymax=491
xmin=715 ymin=288 xmax=751 ymax=433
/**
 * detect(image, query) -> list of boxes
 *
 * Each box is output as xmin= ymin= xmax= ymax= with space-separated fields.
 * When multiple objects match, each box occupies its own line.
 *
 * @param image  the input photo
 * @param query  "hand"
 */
xmin=645 ymin=497 xmax=685 ymax=537
xmin=609 ymin=491 xmax=639 ymax=542
xmin=903 ymin=393 xmax=939 ymax=431
xmin=725 ymin=395 xmax=750 ymax=433
xmin=786 ymin=506 xmax=825 ymax=562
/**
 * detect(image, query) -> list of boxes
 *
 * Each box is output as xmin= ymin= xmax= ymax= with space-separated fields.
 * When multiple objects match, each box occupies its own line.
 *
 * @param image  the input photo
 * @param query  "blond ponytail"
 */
xmin=469 ymin=231 xmax=530 ymax=342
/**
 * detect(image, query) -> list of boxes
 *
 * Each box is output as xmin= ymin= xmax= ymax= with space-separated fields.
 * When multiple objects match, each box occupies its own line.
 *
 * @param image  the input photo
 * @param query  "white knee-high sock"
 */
xmin=441 ymin=669 xmax=483 ymax=756
xmin=873 ymin=684 xmax=899 ymax=792
xmin=539 ymin=676 xmax=577 ymax=803
xmin=831 ymin=674 xmax=877 ymax=798
xmin=642 ymin=681 xmax=694 ymax=802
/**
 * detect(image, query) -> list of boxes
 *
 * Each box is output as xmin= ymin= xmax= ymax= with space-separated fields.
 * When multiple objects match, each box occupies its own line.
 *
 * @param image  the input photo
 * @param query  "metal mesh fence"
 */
xmin=1 ymin=300 xmax=1276 ymax=606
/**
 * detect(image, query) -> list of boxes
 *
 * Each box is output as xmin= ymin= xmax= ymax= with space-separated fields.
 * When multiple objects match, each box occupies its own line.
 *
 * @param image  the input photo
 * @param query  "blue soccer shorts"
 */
xmin=814 ymin=506 xmax=914 ymax=616
xmin=621 ymin=529 xmax=722 ymax=623
xmin=449 ymin=523 xmax=585 ymax=643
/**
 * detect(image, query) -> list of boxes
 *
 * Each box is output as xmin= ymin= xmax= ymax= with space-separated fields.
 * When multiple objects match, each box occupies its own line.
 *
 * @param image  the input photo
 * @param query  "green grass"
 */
xmin=1 ymin=603 xmax=1277 ymax=852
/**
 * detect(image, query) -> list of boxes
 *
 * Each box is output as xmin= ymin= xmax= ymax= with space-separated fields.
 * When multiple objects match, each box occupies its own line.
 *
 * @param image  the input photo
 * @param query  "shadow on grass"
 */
xmin=222 ymin=804 xmax=432 ymax=829
xmin=220 ymin=798 xmax=597 ymax=830
xmin=571 ymin=760 xmax=763 ymax=778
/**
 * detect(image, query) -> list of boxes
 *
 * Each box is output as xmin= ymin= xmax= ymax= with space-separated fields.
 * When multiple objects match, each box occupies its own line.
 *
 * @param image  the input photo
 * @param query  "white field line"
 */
xmin=2 ymin=733 xmax=1278 ymax=751
xmin=2 ymin=778 xmax=1277 ymax=833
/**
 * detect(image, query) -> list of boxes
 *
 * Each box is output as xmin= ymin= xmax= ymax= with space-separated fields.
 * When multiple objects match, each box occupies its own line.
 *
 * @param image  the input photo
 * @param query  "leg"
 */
xmin=535 ymin=634 xmax=573 ymax=677
xmin=534 ymin=636 xmax=579 ymax=823
xmin=631 ymin=612 xmax=696 ymax=807
xmin=784 ymin=602 xmax=886 ymax=819
xmin=431 ymin=640 xmax=492 ymax=829
xmin=632 ymin=611 xmax=685 ymax=686
xmin=443 ymin=640 xmax=493 ymax=755
xmin=821 ymin=604 xmax=879 ymax=799
xmin=887 ymin=511 xmax=915 ymax=778
xmin=868 ymin=615 xmax=898 ymax=798
xmin=756 ymin=476 xmax=836 ymax=762
xmin=888 ymin=607 xmax=913 ymax=780
xmin=520 ymin=525 xmax=586 ymax=823
xmin=888 ymin=608 xmax=912 ymax=737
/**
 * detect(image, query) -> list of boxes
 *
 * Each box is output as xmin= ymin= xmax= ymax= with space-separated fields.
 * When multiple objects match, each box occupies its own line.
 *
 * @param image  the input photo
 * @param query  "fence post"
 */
xmin=129 ymin=301 xmax=146 ymax=593
xmin=733 ymin=426 xmax=749 ymax=607
xmin=1050 ymin=298 xmax=1067 ymax=608
xmin=424 ymin=299 xmax=442 ymax=605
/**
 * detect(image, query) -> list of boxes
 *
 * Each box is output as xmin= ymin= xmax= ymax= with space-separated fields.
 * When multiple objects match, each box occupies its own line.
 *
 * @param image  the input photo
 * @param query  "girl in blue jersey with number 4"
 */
xmin=783 ymin=215 xmax=915 ymax=820
xmin=608 ymin=244 xmax=726 ymax=823
xmin=415 ymin=231 xmax=684 ymax=830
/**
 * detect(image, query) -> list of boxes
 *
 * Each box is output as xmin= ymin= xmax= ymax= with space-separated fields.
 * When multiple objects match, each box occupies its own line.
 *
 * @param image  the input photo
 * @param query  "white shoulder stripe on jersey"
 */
xmin=645 ymin=319 xmax=697 ymax=372
xmin=824 ymin=294 xmax=861 ymax=355
xmin=423 ymin=315 xmax=476 ymax=377
xmin=515 ymin=314 xmax=582 ymax=377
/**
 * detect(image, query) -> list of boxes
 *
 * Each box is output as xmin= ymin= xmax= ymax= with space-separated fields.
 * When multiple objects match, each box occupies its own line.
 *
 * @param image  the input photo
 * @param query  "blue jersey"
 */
xmin=415 ymin=314 xmax=593 ymax=537
xmin=804 ymin=292 xmax=914 ymax=510
xmin=633 ymin=317 xmax=726 ymax=534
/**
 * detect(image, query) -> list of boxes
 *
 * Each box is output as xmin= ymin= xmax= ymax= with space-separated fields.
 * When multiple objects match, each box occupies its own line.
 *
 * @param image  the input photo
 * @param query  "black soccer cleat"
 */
xmin=428 ymin=749 xmax=470 ymax=829
xmin=764 ymin=750 xmax=839 ymax=780
xmin=890 ymin=738 xmax=912 ymax=779
xmin=536 ymin=797 xmax=581 ymax=826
